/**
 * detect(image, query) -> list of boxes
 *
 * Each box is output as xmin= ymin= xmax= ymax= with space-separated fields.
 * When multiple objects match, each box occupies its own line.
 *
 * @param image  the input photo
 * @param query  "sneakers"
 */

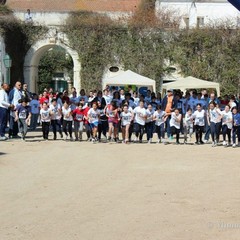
xmin=21 ymin=134 xmax=25 ymax=141
xmin=148 ymin=138 xmax=152 ymax=144
xmin=156 ymin=139 xmax=160 ymax=144
xmin=222 ymin=141 xmax=226 ymax=146
xmin=162 ymin=139 xmax=167 ymax=145
xmin=232 ymin=143 xmax=236 ymax=148
xmin=203 ymin=139 xmax=209 ymax=144
xmin=212 ymin=141 xmax=217 ymax=147
xmin=0 ymin=136 xmax=8 ymax=141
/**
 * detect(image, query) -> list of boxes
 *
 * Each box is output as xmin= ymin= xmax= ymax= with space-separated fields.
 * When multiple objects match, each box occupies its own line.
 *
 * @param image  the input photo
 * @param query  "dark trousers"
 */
xmin=210 ymin=122 xmax=222 ymax=142
xmin=0 ymin=107 xmax=8 ymax=137
xmin=204 ymin=117 xmax=210 ymax=140
xmin=171 ymin=126 xmax=180 ymax=142
xmin=129 ymin=123 xmax=133 ymax=141
xmin=145 ymin=122 xmax=154 ymax=140
xmin=222 ymin=125 xmax=231 ymax=143
xmin=195 ymin=125 xmax=204 ymax=143
xmin=232 ymin=126 xmax=240 ymax=144
xmin=63 ymin=120 xmax=72 ymax=137
xmin=42 ymin=122 xmax=50 ymax=139
xmin=9 ymin=114 xmax=18 ymax=137
xmin=134 ymin=123 xmax=145 ymax=141
xmin=51 ymin=119 xmax=62 ymax=137
xmin=156 ymin=124 xmax=165 ymax=139
xmin=85 ymin=123 xmax=91 ymax=139
xmin=165 ymin=116 xmax=171 ymax=138
xmin=98 ymin=120 xmax=108 ymax=139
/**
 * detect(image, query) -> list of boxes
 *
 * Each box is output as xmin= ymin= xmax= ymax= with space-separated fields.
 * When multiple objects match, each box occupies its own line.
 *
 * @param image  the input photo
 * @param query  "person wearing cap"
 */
xmin=161 ymin=89 xmax=178 ymax=138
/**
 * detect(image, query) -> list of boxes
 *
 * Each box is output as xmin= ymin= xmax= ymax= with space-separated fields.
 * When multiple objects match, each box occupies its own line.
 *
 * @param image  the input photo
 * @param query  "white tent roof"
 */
xmin=102 ymin=70 xmax=156 ymax=92
xmin=162 ymin=76 xmax=220 ymax=96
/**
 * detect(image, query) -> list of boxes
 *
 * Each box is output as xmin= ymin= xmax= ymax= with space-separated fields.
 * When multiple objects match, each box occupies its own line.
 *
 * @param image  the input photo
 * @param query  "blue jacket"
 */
xmin=233 ymin=113 xmax=240 ymax=126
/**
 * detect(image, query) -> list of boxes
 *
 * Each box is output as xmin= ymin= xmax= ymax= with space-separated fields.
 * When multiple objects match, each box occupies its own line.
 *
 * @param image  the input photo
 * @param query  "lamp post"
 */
xmin=3 ymin=54 xmax=12 ymax=84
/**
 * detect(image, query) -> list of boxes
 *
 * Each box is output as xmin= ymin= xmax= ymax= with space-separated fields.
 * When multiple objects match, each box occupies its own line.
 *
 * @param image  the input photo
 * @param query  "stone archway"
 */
xmin=24 ymin=35 xmax=81 ymax=93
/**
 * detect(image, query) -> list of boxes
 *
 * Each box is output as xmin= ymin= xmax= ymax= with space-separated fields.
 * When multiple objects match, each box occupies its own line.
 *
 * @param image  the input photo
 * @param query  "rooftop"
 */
xmin=6 ymin=0 xmax=141 ymax=12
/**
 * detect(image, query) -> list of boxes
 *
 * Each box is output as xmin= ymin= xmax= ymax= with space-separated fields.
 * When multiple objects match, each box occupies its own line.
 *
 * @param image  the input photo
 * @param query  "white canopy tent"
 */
xmin=162 ymin=76 xmax=220 ymax=96
xmin=102 ymin=70 xmax=156 ymax=92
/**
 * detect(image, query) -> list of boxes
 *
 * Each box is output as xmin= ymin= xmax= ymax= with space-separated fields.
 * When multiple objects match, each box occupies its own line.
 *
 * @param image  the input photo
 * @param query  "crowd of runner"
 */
xmin=0 ymin=81 xmax=240 ymax=147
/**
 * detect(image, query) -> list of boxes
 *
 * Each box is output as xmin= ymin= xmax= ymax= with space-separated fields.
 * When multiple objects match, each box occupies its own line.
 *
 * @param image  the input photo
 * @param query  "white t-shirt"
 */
xmin=88 ymin=108 xmax=100 ymax=123
xmin=208 ymin=108 xmax=221 ymax=123
xmin=133 ymin=97 xmax=139 ymax=106
xmin=154 ymin=110 xmax=166 ymax=126
xmin=170 ymin=112 xmax=181 ymax=129
xmin=29 ymin=99 xmax=39 ymax=114
xmin=146 ymin=109 xmax=154 ymax=123
xmin=62 ymin=107 xmax=73 ymax=121
xmin=134 ymin=106 xmax=146 ymax=126
xmin=193 ymin=110 xmax=205 ymax=126
xmin=40 ymin=109 xmax=51 ymax=122
xmin=184 ymin=112 xmax=193 ymax=128
xmin=120 ymin=112 xmax=132 ymax=126
xmin=49 ymin=104 xmax=61 ymax=120
xmin=221 ymin=110 xmax=233 ymax=129
xmin=103 ymin=95 xmax=113 ymax=105
xmin=128 ymin=106 xmax=133 ymax=114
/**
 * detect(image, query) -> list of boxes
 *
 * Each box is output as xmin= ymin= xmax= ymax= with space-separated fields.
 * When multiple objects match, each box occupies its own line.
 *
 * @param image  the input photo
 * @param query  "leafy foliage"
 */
xmin=0 ymin=15 xmax=48 ymax=86
xmin=38 ymin=47 xmax=73 ymax=93
xmin=171 ymin=25 xmax=240 ymax=95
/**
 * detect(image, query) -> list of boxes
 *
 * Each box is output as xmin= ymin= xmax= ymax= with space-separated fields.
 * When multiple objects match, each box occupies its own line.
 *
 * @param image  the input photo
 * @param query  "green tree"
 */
xmin=38 ymin=47 xmax=73 ymax=93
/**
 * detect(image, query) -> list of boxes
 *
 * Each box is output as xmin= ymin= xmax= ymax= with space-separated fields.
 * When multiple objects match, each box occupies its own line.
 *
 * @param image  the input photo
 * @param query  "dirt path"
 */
xmin=0 ymin=132 xmax=240 ymax=240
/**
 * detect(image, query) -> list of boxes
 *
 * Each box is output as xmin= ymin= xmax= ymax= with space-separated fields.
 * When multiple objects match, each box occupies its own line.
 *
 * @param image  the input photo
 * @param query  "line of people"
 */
xmin=0 ymin=82 xmax=240 ymax=147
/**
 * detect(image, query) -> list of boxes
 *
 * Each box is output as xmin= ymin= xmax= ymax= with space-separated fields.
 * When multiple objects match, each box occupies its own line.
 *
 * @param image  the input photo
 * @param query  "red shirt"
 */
xmin=39 ymin=97 xmax=49 ymax=105
xmin=72 ymin=108 xmax=84 ymax=122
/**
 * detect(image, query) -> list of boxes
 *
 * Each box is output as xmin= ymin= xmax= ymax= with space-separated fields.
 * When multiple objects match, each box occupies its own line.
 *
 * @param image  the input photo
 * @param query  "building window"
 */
xmin=197 ymin=17 xmax=204 ymax=28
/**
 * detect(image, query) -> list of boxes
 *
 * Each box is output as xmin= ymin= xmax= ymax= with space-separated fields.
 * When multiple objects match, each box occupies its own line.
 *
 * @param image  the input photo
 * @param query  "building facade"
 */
xmin=0 ymin=0 xmax=239 ymax=91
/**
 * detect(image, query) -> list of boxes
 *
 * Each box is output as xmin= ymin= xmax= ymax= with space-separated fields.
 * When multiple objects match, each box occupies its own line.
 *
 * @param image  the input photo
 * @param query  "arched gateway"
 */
xmin=24 ymin=32 xmax=81 ymax=94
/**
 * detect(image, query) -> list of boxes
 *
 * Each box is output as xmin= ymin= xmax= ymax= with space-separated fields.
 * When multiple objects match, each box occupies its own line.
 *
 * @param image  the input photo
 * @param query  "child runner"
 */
xmin=120 ymin=104 xmax=133 ymax=144
xmin=207 ymin=101 xmax=222 ymax=147
xmin=40 ymin=102 xmax=51 ymax=140
xmin=153 ymin=105 xmax=166 ymax=144
xmin=145 ymin=104 xmax=154 ymax=143
xmin=62 ymin=102 xmax=73 ymax=141
xmin=87 ymin=102 xmax=100 ymax=143
xmin=133 ymin=100 xmax=146 ymax=143
xmin=72 ymin=103 xmax=84 ymax=141
xmin=98 ymin=101 xmax=108 ymax=141
xmin=232 ymin=107 xmax=240 ymax=148
xmin=15 ymin=98 xmax=31 ymax=141
xmin=49 ymin=99 xmax=63 ymax=140
xmin=183 ymin=108 xmax=193 ymax=144
xmin=106 ymin=101 xmax=119 ymax=142
xmin=221 ymin=105 xmax=232 ymax=147
xmin=192 ymin=103 xmax=205 ymax=145
xmin=169 ymin=108 xmax=182 ymax=144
